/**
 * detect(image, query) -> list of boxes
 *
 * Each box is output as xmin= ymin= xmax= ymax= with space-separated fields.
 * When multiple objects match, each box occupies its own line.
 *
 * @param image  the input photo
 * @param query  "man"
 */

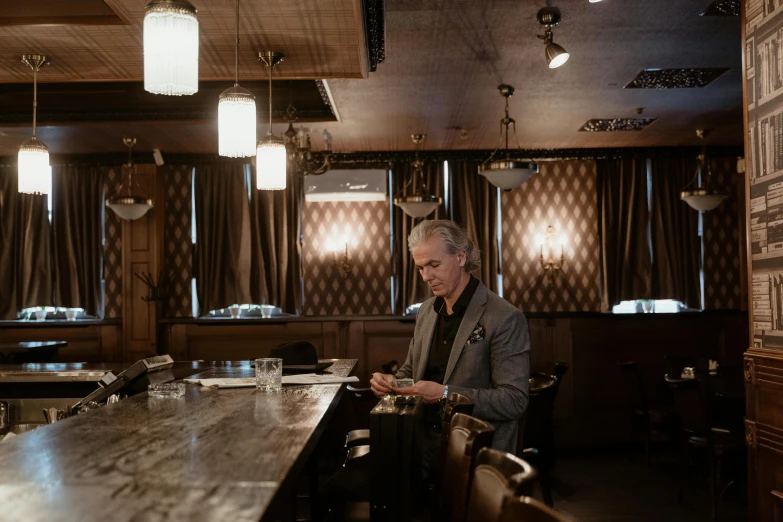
xmin=370 ymin=219 xmax=530 ymax=470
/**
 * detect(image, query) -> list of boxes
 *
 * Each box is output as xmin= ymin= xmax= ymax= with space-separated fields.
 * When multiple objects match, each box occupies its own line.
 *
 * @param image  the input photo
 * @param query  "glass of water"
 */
xmin=255 ymin=358 xmax=283 ymax=392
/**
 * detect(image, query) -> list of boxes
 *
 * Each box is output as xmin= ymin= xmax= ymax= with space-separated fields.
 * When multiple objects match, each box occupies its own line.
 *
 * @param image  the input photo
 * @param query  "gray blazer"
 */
xmin=396 ymin=281 xmax=530 ymax=454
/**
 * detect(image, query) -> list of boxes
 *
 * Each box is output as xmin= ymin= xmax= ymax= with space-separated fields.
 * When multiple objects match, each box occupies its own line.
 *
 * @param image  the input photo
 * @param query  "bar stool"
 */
xmin=464 ymin=448 xmax=536 ymax=522
xmin=437 ymin=413 xmax=495 ymax=522
xmin=498 ymin=496 xmax=570 ymax=522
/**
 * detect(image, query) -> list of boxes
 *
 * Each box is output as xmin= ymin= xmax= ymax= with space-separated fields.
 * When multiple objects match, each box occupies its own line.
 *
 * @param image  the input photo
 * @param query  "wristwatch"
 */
xmin=442 ymin=384 xmax=449 ymax=401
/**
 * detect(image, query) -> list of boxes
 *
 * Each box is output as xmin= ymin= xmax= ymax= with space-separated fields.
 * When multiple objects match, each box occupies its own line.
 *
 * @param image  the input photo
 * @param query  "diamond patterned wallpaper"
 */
xmin=302 ymin=201 xmax=392 ymax=316
xmin=702 ymin=158 xmax=742 ymax=310
xmin=163 ymin=165 xmax=193 ymax=317
xmin=103 ymin=166 xmax=123 ymax=319
xmin=502 ymin=160 xmax=601 ymax=313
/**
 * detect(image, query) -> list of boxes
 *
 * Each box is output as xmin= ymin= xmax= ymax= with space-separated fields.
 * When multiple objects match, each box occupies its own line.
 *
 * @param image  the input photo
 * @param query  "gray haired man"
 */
xmin=371 ymin=219 xmax=530 ymax=473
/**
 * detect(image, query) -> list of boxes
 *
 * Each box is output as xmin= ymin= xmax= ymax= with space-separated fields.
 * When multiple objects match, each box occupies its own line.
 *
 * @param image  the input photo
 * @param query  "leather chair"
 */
xmin=498 ymin=496 xmax=570 ymax=522
xmin=465 ymin=448 xmax=536 ymax=522
xmin=437 ymin=413 xmax=495 ymax=522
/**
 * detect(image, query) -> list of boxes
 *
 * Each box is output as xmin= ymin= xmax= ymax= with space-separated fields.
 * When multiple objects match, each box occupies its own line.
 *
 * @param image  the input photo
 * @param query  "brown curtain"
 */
xmin=52 ymin=165 xmax=104 ymax=317
xmin=0 ymin=168 xmax=54 ymax=319
xmin=194 ymin=161 xmax=252 ymax=315
xmin=392 ymin=159 xmax=445 ymax=312
xmin=450 ymin=160 xmax=500 ymax=293
xmin=597 ymin=157 xmax=652 ymax=311
xmin=650 ymin=157 xmax=702 ymax=309
xmin=248 ymin=164 xmax=303 ymax=315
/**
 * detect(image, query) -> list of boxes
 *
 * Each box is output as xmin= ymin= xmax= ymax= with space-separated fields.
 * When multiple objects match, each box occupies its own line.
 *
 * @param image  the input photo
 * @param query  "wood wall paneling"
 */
xmin=121 ymin=165 xmax=160 ymax=362
xmin=0 ymin=324 xmax=116 ymax=362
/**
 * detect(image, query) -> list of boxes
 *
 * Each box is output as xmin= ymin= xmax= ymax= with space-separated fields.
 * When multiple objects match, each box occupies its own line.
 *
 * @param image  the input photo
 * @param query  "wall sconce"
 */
xmin=325 ymin=232 xmax=355 ymax=278
xmin=539 ymin=225 xmax=565 ymax=274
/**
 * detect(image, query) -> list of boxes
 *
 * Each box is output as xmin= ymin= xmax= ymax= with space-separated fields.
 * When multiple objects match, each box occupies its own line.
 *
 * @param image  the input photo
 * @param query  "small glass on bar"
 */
xmin=255 ymin=358 xmax=283 ymax=391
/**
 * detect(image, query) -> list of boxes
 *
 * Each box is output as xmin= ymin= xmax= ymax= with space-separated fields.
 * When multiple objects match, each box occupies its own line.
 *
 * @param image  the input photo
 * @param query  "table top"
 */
xmin=0 ymin=341 xmax=67 ymax=352
xmin=0 ymin=358 xmax=357 ymax=522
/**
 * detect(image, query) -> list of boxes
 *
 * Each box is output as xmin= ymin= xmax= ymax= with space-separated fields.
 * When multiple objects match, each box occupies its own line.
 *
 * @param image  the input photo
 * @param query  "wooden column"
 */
xmin=121 ymin=164 xmax=163 ymax=363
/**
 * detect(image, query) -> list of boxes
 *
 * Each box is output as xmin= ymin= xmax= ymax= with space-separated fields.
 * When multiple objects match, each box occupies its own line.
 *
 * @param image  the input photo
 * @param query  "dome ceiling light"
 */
xmin=106 ymin=138 xmax=155 ymax=221
xmin=393 ymin=134 xmax=442 ymax=218
xmin=479 ymin=84 xmax=539 ymax=190
xmin=680 ymin=129 xmax=729 ymax=212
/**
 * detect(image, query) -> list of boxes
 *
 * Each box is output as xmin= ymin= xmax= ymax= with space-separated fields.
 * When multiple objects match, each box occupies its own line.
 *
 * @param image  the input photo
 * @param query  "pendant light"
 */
xmin=680 ymin=129 xmax=728 ymax=212
xmin=218 ymin=0 xmax=255 ymax=157
xmin=393 ymin=134 xmax=442 ymax=218
xmin=143 ymin=0 xmax=199 ymax=96
xmin=256 ymin=51 xmax=287 ymax=191
xmin=479 ymin=84 xmax=539 ymax=190
xmin=18 ymin=54 xmax=51 ymax=195
xmin=106 ymin=138 xmax=155 ymax=221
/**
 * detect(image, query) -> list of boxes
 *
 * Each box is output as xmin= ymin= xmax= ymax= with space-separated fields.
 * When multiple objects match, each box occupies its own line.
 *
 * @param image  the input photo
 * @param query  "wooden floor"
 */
xmin=549 ymin=449 xmax=748 ymax=522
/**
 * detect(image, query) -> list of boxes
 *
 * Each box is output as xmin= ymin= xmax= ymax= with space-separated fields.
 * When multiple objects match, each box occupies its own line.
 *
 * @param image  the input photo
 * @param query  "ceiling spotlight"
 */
xmin=537 ymin=7 xmax=570 ymax=69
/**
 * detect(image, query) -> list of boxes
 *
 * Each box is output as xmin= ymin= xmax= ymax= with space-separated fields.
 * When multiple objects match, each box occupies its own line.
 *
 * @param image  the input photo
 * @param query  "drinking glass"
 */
xmin=255 ymin=358 xmax=283 ymax=392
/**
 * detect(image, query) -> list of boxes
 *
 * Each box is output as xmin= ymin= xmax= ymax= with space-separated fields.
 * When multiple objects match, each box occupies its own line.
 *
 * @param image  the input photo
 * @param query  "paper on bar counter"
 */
xmin=183 ymin=374 xmax=359 ymax=389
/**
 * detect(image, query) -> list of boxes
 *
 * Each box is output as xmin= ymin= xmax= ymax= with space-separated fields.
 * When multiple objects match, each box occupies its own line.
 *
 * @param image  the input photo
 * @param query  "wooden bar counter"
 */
xmin=0 ymin=359 xmax=357 ymax=521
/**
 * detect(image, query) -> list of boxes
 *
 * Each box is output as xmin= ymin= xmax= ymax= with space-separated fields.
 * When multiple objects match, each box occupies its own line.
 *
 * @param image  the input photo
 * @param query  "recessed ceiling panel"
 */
xmin=0 ymin=0 xmax=126 ymax=26
xmin=625 ymin=68 xmax=730 ymax=89
xmin=579 ymin=119 xmax=657 ymax=132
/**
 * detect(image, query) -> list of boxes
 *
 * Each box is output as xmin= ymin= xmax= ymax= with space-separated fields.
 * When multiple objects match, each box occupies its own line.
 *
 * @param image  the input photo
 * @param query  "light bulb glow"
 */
xmin=18 ymin=138 xmax=51 ymax=195
xmin=256 ymin=139 xmax=287 ymax=190
xmin=144 ymin=0 xmax=199 ymax=96
xmin=218 ymin=87 xmax=256 ymax=157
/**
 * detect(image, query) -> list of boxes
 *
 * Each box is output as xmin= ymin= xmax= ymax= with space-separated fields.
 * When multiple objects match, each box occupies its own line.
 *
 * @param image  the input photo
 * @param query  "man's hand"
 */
xmin=370 ymin=373 xmax=395 ymax=398
xmin=393 ymin=380 xmax=446 ymax=404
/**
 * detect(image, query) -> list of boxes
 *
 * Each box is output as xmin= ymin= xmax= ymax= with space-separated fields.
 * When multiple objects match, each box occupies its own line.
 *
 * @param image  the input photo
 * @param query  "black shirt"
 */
xmin=422 ymin=275 xmax=480 ymax=385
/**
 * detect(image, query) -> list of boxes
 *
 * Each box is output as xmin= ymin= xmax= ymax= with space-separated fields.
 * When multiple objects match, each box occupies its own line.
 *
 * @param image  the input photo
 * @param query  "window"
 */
xmin=611 ymin=299 xmax=690 ymax=314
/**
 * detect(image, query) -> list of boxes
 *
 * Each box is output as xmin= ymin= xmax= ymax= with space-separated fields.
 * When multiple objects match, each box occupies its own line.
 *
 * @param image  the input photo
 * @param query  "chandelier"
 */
xmin=143 ymin=0 xmax=199 ymax=96
xmin=106 ymin=138 xmax=155 ymax=221
xmin=283 ymin=104 xmax=331 ymax=176
xmin=393 ymin=134 xmax=442 ymax=219
xmin=680 ymin=129 xmax=728 ymax=212
xmin=479 ymin=84 xmax=539 ymax=190
xmin=218 ymin=0 xmax=255 ymax=157
xmin=18 ymin=54 xmax=51 ymax=196
xmin=256 ymin=51 xmax=287 ymax=190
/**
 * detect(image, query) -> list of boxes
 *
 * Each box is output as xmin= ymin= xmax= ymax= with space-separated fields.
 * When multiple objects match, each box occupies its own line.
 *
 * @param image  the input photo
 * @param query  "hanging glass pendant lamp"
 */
xmin=18 ymin=54 xmax=51 ymax=195
xmin=143 ymin=0 xmax=199 ymax=96
xmin=106 ymin=138 xmax=155 ymax=221
xmin=479 ymin=84 xmax=539 ymax=190
xmin=393 ymin=134 xmax=442 ymax=218
xmin=218 ymin=0 xmax=255 ymax=157
xmin=680 ymin=129 xmax=728 ymax=212
xmin=256 ymin=51 xmax=287 ymax=190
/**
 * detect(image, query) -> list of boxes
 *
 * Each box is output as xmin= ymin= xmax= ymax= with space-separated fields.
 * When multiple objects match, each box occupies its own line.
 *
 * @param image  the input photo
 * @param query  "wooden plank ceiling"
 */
xmin=0 ymin=0 xmax=743 ymax=155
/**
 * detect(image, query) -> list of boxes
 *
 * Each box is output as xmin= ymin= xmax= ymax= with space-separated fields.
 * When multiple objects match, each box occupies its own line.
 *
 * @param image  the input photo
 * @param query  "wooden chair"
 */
xmin=498 ymin=496 xmax=570 ymax=522
xmin=618 ymin=361 xmax=672 ymax=468
xmin=438 ymin=413 xmax=495 ymax=522
xmin=344 ymin=384 xmax=378 ymax=448
xmin=465 ymin=448 xmax=537 ymax=522
xmin=666 ymin=374 xmax=744 ymax=519
xmin=518 ymin=373 xmax=558 ymax=506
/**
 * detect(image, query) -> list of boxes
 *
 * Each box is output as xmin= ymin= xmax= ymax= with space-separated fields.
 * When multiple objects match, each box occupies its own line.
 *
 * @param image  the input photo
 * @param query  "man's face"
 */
xmin=411 ymin=236 xmax=466 ymax=299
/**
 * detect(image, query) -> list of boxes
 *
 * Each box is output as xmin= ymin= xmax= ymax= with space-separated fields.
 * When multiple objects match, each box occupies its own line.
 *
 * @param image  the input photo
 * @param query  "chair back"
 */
xmin=499 ymin=496 xmax=569 ymax=522
xmin=346 ymin=384 xmax=377 ymax=429
xmin=465 ymin=448 xmax=536 ymax=522
xmin=439 ymin=413 xmax=495 ymax=522
xmin=434 ymin=394 xmax=475 ymax=506
xmin=520 ymin=374 xmax=558 ymax=456
xmin=665 ymin=374 xmax=709 ymax=436
xmin=551 ymin=362 xmax=569 ymax=393
xmin=618 ymin=361 xmax=649 ymax=412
